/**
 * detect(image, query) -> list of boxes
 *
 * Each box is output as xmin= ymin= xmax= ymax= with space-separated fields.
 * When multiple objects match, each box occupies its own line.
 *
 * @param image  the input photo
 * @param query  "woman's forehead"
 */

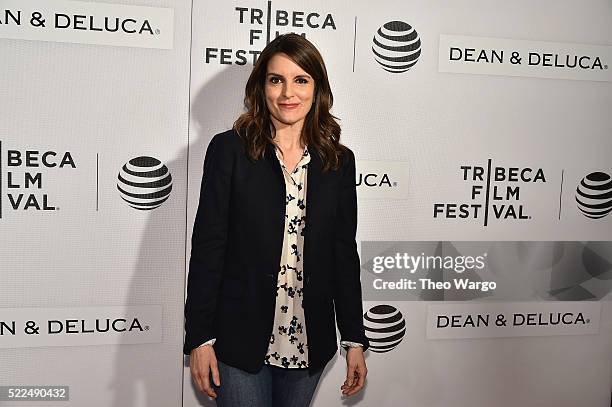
xmin=266 ymin=53 xmax=310 ymax=76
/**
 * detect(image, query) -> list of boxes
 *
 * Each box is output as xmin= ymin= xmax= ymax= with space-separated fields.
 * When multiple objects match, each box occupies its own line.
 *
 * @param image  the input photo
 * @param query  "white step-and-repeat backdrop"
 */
xmin=1 ymin=0 xmax=611 ymax=406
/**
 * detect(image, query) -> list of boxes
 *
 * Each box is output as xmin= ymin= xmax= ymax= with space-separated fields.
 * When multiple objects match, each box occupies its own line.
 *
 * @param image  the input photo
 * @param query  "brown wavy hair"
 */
xmin=233 ymin=33 xmax=347 ymax=172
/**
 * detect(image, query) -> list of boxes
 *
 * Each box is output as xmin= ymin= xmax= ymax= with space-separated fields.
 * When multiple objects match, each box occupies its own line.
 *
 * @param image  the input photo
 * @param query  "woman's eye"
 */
xmin=269 ymin=77 xmax=281 ymax=84
xmin=296 ymin=78 xmax=308 ymax=84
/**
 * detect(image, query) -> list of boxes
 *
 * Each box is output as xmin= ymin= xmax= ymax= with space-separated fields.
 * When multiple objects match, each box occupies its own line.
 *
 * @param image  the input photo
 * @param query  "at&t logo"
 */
xmin=117 ymin=156 xmax=172 ymax=210
xmin=575 ymin=171 xmax=612 ymax=219
xmin=372 ymin=20 xmax=421 ymax=73
xmin=364 ymin=304 xmax=406 ymax=353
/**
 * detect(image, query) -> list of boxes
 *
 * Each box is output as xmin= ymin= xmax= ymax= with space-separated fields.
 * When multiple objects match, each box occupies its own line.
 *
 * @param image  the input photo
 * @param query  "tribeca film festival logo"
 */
xmin=0 ymin=0 xmax=174 ymax=49
xmin=439 ymin=35 xmax=612 ymax=82
xmin=117 ymin=156 xmax=173 ymax=211
xmin=433 ymin=159 xmax=546 ymax=226
xmin=372 ymin=21 xmax=421 ymax=73
xmin=0 ymin=142 xmax=76 ymax=219
xmin=205 ymin=1 xmax=336 ymax=65
xmin=575 ymin=171 xmax=612 ymax=219
xmin=363 ymin=304 xmax=406 ymax=353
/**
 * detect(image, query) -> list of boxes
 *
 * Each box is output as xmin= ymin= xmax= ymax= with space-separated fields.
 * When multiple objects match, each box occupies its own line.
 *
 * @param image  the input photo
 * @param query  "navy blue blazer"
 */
xmin=183 ymin=128 xmax=369 ymax=374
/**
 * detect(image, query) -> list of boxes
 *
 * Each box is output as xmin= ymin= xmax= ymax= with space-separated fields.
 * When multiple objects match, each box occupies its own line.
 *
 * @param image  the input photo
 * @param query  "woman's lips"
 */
xmin=279 ymin=103 xmax=300 ymax=110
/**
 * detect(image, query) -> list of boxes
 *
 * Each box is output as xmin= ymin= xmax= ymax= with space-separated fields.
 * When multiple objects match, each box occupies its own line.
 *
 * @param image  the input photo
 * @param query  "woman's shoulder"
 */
xmin=205 ymin=128 xmax=246 ymax=159
xmin=338 ymin=143 xmax=355 ymax=170
xmin=210 ymin=128 xmax=243 ymax=148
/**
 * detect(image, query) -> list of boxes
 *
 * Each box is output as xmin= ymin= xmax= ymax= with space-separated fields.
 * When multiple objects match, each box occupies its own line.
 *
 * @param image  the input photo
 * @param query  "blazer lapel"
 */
xmin=264 ymin=141 xmax=285 ymax=189
xmin=263 ymin=141 xmax=287 ymax=273
xmin=305 ymin=148 xmax=322 ymax=214
xmin=264 ymin=141 xmax=323 ymax=212
xmin=263 ymin=141 xmax=323 ymax=286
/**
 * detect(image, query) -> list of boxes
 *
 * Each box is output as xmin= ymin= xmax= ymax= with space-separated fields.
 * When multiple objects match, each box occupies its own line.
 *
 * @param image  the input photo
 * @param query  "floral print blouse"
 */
xmin=263 ymin=144 xmax=311 ymax=369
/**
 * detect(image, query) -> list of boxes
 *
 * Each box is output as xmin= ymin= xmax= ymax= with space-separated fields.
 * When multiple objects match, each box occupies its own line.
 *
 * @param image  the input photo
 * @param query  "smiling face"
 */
xmin=264 ymin=52 xmax=315 ymax=132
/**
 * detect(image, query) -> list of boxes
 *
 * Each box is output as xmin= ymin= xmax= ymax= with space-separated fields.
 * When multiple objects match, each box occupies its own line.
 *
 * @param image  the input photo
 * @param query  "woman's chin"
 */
xmin=273 ymin=116 xmax=306 ymax=128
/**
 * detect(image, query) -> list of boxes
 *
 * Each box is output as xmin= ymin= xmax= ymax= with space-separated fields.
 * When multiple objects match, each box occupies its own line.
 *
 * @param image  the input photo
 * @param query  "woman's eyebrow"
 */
xmin=266 ymin=72 xmax=312 ymax=79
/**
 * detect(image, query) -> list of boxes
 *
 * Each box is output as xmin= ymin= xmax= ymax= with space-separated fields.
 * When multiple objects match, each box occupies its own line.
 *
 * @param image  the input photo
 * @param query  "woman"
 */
xmin=184 ymin=33 xmax=369 ymax=406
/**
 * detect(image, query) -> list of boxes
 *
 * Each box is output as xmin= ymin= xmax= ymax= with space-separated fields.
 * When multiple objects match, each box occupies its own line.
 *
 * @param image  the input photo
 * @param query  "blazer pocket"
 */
xmin=220 ymin=276 xmax=246 ymax=299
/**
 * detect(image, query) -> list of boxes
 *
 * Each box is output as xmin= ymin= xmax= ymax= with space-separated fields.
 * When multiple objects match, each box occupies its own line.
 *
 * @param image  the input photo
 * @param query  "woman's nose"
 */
xmin=282 ymin=82 xmax=294 ymax=97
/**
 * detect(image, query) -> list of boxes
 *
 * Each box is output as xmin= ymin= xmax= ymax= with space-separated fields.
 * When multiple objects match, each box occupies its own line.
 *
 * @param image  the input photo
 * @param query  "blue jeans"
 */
xmin=212 ymin=359 xmax=325 ymax=407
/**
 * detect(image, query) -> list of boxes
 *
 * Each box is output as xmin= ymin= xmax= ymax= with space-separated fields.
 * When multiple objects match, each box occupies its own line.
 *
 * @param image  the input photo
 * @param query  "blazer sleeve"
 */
xmin=183 ymin=132 xmax=234 ymax=355
xmin=332 ymin=147 xmax=370 ymax=352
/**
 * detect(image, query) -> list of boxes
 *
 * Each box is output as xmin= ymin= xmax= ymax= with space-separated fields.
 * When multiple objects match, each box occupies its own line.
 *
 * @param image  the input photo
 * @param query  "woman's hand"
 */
xmin=190 ymin=345 xmax=221 ymax=398
xmin=341 ymin=346 xmax=367 ymax=396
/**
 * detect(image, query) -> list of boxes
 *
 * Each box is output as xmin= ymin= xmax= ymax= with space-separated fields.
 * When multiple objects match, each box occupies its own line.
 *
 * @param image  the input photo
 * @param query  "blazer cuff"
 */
xmin=340 ymin=340 xmax=364 ymax=348
xmin=198 ymin=338 xmax=216 ymax=347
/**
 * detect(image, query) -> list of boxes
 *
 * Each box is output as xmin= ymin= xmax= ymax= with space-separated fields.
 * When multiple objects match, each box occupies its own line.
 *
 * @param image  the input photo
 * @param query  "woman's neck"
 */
xmin=270 ymin=121 xmax=305 ymax=150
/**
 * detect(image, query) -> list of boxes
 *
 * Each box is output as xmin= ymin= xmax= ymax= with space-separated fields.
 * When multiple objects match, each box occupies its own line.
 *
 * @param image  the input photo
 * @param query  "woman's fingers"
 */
xmin=210 ymin=357 xmax=221 ymax=387
xmin=341 ymin=363 xmax=357 ymax=394
xmin=342 ymin=348 xmax=368 ymax=396
xmin=347 ymin=365 xmax=356 ymax=387
xmin=190 ymin=365 xmax=204 ymax=394
xmin=202 ymin=370 xmax=217 ymax=398
xmin=349 ymin=365 xmax=367 ymax=395
xmin=342 ymin=369 xmax=366 ymax=396
xmin=190 ymin=346 xmax=218 ymax=398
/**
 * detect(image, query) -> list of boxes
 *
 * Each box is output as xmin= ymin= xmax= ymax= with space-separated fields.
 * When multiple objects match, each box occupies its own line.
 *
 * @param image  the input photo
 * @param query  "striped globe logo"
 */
xmin=575 ymin=171 xmax=612 ymax=219
xmin=117 ymin=156 xmax=173 ymax=210
xmin=364 ymin=304 xmax=406 ymax=353
xmin=372 ymin=21 xmax=421 ymax=73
